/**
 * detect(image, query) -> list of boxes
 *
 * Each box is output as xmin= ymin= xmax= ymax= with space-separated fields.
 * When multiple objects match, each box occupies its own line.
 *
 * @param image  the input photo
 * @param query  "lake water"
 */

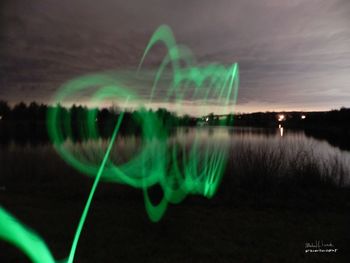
xmin=1 ymin=126 xmax=350 ymax=189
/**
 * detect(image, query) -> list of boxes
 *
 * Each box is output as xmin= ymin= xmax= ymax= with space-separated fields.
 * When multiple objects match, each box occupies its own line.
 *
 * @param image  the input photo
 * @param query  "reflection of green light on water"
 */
xmin=0 ymin=24 xmax=239 ymax=262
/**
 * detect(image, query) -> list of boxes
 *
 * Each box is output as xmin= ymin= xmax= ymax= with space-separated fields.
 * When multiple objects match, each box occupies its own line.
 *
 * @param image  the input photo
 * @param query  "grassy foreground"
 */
xmin=0 ymin=140 xmax=349 ymax=262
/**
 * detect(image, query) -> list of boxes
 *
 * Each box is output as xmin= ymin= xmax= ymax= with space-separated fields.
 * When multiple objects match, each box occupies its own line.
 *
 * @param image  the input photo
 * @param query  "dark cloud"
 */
xmin=1 ymin=0 xmax=350 ymax=112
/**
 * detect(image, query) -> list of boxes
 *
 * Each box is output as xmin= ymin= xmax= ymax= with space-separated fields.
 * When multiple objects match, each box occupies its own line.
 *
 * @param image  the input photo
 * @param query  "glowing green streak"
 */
xmin=0 ymin=24 xmax=240 ymax=262
xmin=0 ymin=207 xmax=56 ymax=263
xmin=67 ymin=110 xmax=125 ymax=263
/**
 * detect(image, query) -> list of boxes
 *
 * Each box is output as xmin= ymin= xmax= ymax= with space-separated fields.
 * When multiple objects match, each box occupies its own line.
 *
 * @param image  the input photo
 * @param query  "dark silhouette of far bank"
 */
xmin=0 ymin=100 xmax=349 ymax=150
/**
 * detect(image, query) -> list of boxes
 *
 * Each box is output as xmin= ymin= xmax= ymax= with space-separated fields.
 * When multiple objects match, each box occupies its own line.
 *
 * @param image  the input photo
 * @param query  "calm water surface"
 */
xmin=1 ymin=127 xmax=349 ymax=187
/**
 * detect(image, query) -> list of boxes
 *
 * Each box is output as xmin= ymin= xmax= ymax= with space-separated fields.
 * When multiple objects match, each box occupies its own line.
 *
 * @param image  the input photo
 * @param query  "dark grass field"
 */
xmin=1 ymin=186 xmax=350 ymax=263
xmin=1 ymin=141 xmax=350 ymax=262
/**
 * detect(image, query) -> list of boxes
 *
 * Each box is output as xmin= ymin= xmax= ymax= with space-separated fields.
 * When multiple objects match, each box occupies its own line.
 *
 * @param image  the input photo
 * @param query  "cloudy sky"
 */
xmin=1 ymin=0 xmax=350 ymax=114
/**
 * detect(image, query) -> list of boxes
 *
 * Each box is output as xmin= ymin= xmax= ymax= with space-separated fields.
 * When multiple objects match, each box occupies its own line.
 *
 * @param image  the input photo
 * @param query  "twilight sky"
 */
xmin=1 ymin=0 xmax=350 ymax=114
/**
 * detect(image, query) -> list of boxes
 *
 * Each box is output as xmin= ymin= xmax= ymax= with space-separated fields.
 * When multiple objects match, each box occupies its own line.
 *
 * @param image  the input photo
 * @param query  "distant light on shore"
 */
xmin=278 ymin=114 xmax=285 ymax=122
xmin=301 ymin=115 xmax=306 ymax=119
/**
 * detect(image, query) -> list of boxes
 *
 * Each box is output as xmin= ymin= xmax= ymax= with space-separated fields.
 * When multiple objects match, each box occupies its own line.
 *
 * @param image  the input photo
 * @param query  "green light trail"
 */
xmin=0 ymin=24 xmax=239 ymax=262
xmin=0 ymin=207 xmax=55 ymax=263
xmin=67 ymin=105 xmax=126 ymax=263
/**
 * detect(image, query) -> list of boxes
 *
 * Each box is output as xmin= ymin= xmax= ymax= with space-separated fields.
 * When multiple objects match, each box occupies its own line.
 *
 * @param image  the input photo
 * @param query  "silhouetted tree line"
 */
xmin=223 ymin=108 xmax=350 ymax=129
xmin=0 ymin=100 xmax=349 ymax=148
xmin=227 ymin=108 xmax=350 ymax=150
xmin=228 ymin=112 xmax=278 ymax=127
xmin=300 ymin=108 xmax=350 ymax=151
xmin=199 ymin=108 xmax=350 ymax=150
xmin=0 ymin=101 xmax=198 ymax=144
